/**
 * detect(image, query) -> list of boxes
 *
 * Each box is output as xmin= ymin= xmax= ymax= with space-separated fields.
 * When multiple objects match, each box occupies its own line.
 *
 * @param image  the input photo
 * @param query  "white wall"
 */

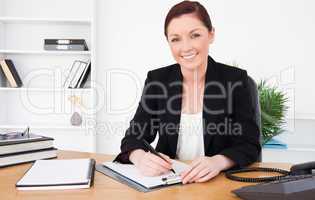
xmin=1 ymin=0 xmax=92 ymax=19
xmin=0 ymin=0 xmax=4 ymax=16
xmin=95 ymin=0 xmax=315 ymax=154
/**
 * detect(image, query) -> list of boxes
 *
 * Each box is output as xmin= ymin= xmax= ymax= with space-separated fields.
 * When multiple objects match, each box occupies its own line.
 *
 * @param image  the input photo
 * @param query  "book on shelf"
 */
xmin=0 ymin=66 xmax=6 ymax=87
xmin=44 ymin=39 xmax=88 ymax=51
xmin=76 ymin=62 xmax=91 ymax=88
xmin=0 ymin=59 xmax=23 ymax=88
xmin=64 ymin=60 xmax=91 ymax=89
xmin=16 ymin=158 xmax=96 ymax=190
xmin=0 ymin=130 xmax=57 ymax=167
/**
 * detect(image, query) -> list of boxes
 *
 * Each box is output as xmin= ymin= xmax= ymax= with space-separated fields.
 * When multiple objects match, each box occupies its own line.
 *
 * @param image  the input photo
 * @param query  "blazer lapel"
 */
xmin=203 ymin=56 xmax=221 ymax=155
xmin=166 ymin=65 xmax=183 ymax=158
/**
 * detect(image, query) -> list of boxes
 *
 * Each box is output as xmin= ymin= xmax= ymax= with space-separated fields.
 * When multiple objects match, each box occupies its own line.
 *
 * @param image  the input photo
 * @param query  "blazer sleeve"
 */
xmin=219 ymin=70 xmax=261 ymax=168
xmin=113 ymin=71 xmax=159 ymax=163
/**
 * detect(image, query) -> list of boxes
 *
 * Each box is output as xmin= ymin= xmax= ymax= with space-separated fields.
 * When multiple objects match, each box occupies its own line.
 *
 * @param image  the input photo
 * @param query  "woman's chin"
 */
xmin=180 ymin=62 xmax=200 ymax=71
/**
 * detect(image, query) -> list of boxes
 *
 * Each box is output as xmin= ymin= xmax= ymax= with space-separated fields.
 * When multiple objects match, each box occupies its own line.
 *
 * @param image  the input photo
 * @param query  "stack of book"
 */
xmin=0 ymin=59 xmax=23 ymax=88
xmin=0 ymin=130 xmax=57 ymax=167
xmin=44 ymin=39 xmax=88 ymax=51
xmin=63 ymin=60 xmax=91 ymax=88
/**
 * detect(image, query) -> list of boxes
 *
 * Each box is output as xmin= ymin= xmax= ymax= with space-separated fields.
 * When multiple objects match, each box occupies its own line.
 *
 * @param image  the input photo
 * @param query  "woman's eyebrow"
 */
xmin=168 ymin=28 xmax=203 ymax=37
xmin=190 ymin=28 xmax=202 ymax=33
xmin=168 ymin=33 xmax=180 ymax=37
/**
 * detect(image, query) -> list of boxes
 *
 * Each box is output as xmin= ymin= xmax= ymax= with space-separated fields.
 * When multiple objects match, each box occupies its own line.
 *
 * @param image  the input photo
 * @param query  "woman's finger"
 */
xmin=182 ymin=164 xmax=204 ymax=184
xmin=143 ymin=166 xmax=162 ymax=176
xmin=195 ymin=170 xmax=219 ymax=183
xmin=148 ymin=152 xmax=172 ymax=169
xmin=191 ymin=167 xmax=211 ymax=182
xmin=145 ymin=160 xmax=168 ymax=174
xmin=190 ymin=157 xmax=202 ymax=168
xmin=181 ymin=158 xmax=202 ymax=178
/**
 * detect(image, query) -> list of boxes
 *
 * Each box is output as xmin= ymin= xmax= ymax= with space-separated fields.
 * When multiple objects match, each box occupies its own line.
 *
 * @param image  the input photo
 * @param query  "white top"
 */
xmin=176 ymin=112 xmax=205 ymax=160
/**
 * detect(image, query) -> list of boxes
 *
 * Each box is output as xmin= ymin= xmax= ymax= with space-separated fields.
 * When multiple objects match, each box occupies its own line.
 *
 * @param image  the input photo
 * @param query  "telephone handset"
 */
xmin=289 ymin=161 xmax=315 ymax=175
xmin=225 ymin=161 xmax=315 ymax=183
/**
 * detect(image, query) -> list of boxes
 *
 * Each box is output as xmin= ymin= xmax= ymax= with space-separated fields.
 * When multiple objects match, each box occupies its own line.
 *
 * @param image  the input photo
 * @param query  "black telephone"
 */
xmin=226 ymin=161 xmax=315 ymax=200
xmin=289 ymin=161 xmax=315 ymax=175
xmin=226 ymin=161 xmax=315 ymax=183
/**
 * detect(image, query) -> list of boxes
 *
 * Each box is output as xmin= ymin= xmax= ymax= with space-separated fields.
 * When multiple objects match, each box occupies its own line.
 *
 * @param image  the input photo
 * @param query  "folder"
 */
xmin=96 ymin=160 xmax=189 ymax=192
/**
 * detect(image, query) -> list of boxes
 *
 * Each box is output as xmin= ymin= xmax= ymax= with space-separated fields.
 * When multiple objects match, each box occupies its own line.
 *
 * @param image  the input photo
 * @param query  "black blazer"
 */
xmin=114 ymin=56 xmax=261 ymax=168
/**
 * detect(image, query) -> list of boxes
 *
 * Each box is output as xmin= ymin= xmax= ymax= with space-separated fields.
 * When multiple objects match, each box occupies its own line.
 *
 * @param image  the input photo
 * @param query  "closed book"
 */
xmin=0 ymin=138 xmax=54 ymax=156
xmin=16 ymin=158 xmax=95 ymax=190
xmin=44 ymin=39 xmax=87 ymax=45
xmin=0 ymin=59 xmax=23 ymax=87
xmin=0 ymin=66 xmax=6 ymax=86
xmin=69 ymin=61 xmax=89 ymax=88
xmin=0 ymin=133 xmax=52 ymax=144
xmin=0 ymin=148 xmax=57 ymax=168
xmin=63 ymin=60 xmax=81 ymax=88
xmin=44 ymin=44 xmax=88 ymax=51
xmin=76 ymin=61 xmax=91 ymax=88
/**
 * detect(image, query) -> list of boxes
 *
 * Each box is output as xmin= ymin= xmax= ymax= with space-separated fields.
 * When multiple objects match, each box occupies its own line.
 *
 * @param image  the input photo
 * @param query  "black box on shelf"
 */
xmin=44 ymin=39 xmax=89 ymax=51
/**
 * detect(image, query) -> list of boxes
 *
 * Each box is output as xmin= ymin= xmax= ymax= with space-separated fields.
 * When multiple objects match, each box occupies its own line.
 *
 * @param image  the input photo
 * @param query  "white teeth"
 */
xmin=182 ymin=54 xmax=196 ymax=60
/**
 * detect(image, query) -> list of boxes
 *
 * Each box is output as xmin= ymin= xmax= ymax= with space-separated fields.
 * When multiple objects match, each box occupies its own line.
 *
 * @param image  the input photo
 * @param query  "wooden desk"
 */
xmin=0 ymin=150 xmax=291 ymax=200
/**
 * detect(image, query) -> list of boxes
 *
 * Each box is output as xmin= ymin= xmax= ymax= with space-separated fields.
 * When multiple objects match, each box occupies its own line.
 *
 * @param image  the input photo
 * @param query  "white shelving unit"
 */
xmin=0 ymin=49 xmax=91 ymax=55
xmin=0 ymin=87 xmax=93 ymax=93
xmin=0 ymin=0 xmax=97 ymax=152
xmin=0 ymin=17 xmax=91 ymax=25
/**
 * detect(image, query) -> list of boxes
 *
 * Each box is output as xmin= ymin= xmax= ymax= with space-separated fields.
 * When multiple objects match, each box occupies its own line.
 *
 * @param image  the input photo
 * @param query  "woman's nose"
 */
xmin=181 ymin=38 xmax=193 ymax=52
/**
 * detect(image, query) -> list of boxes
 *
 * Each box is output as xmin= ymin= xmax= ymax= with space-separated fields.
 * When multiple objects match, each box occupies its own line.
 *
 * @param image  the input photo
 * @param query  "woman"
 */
xmin=114 ymin=1 xmax=261 ymax=184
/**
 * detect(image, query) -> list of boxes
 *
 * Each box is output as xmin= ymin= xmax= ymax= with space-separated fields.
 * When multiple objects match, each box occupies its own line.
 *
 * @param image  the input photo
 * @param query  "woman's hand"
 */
xmin=129 ymin=149 xmax=173 ymax=176
xmin=181 ymin=155 xmax=235 ymax=184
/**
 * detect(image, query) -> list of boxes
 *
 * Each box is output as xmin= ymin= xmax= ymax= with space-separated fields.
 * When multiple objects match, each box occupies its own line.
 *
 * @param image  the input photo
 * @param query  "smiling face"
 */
xmin=167 ymin=13 xmax=214 ymax=71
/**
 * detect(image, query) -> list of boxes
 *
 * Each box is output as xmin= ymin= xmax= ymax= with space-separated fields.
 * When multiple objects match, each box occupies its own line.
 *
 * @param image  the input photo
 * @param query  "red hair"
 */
xmin=164 ymin=1 xmax=213 ymax=37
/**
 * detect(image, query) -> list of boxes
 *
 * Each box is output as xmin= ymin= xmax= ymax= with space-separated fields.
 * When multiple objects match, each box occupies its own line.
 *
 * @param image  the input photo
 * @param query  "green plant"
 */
xmin=258 ymin=81 xmax=288 ymax=145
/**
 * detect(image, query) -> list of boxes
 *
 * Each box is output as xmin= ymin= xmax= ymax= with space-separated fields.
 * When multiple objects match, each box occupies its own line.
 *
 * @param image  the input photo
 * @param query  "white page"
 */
xmin=103 ymin=160 xmax=190 ymax=188
xmin=17 ymin=159 xmax=91 ymax=186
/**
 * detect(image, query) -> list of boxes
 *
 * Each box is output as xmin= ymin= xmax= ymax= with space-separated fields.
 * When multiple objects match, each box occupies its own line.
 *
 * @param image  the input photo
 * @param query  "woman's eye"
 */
xmin=171 ymin=38 xmax=180 ymax=43
xmin=191 ymin=33 xmax=201 ymax=38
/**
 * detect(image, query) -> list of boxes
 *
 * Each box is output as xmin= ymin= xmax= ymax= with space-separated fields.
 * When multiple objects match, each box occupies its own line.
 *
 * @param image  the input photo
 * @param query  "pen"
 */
xmin=142 ymin=139 xmax=176 ymax=174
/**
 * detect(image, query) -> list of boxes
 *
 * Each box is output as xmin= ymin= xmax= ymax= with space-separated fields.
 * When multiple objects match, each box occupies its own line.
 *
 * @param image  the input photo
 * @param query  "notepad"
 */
xmin=16 ymin=159 xmax=95 ymax=190
xmin=102 ymin=159 xmax=189 ymax=189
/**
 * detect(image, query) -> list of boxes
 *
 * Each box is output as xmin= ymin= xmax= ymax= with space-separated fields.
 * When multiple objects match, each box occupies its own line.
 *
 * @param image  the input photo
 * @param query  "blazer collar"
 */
xmin=166 ymin=55 xmax=219 ymax=158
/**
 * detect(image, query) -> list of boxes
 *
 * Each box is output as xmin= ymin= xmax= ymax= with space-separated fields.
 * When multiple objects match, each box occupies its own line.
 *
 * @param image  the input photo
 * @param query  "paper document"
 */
xmin=103 ymin=160 xmax=189 ymax=188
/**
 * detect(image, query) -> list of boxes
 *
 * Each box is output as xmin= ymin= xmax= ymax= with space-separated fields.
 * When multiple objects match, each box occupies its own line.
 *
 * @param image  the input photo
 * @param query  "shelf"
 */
xmin=0 ymin=87 xmax=92 ymax=92
xmin=263 ymin=145 xmax=315 ymax=152
xmin=0 ymin=124 xmax=91 ymax=130
xmin=0 ymin=17 xmax=91 ymax=25
xmin=0 ymin=49 xmax=91 ymax=55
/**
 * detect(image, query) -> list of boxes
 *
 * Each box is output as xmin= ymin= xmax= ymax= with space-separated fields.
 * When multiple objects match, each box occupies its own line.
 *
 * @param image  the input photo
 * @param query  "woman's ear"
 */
xmin=208 ymin=27 xmax=215 ymax=44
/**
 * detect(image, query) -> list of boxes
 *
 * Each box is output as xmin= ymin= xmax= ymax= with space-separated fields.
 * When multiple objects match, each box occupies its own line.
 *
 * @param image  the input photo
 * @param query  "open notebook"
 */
xmin=98 ymin=160 xmax=190 ymax=192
